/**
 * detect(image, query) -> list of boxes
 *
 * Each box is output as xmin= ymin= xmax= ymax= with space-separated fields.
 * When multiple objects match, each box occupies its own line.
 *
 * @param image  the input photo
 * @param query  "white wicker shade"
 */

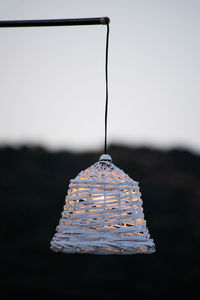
xmin=50 ymin=154 xmax=155 ymax=254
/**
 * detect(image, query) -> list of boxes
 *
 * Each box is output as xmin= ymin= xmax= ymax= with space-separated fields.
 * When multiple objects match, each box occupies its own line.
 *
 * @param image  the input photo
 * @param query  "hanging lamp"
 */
xmin=0 ymin=16 xmax=155 ymax=254
xmin=51 ymin=154 xmax=155 ymax=254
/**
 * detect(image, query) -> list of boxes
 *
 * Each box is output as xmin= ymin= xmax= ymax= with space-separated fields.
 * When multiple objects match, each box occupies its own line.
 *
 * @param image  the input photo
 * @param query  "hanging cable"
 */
xmin=0 ymin=16 xmax=111 ymax=152
xmin=104 ymin=22 xmax=109 ymax=154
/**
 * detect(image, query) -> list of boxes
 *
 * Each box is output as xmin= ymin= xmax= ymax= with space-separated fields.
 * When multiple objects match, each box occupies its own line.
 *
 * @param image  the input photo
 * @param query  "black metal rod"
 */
xmin=0 ymin=16 xmax=111 ymax=154
xmin=0 ymin=17 xmax=110 ymax=28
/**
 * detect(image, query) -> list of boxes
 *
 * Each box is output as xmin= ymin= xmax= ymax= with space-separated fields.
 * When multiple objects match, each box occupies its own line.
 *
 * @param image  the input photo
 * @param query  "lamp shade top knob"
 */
xmin=99 ymin=154 xmax=112 ymax=162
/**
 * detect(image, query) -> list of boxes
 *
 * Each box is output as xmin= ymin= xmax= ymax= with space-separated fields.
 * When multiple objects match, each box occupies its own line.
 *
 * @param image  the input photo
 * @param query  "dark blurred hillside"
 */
xmin=0 ymin=144 xmax=200 ymax=300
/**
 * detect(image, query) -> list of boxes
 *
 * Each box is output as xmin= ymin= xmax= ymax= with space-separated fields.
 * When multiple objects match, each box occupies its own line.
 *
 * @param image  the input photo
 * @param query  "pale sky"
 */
xmin=0 ymin=0 xmax=200 ymax=153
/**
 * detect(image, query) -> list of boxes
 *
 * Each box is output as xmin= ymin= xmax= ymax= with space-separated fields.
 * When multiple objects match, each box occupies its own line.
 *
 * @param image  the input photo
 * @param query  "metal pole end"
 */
xmin=100 ymin=17 xmax=110 ymax=25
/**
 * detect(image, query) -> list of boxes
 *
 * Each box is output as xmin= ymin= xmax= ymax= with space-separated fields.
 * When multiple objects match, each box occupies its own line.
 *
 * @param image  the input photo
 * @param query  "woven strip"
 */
xmin=50 ymin=155 xmax=155 ymax=254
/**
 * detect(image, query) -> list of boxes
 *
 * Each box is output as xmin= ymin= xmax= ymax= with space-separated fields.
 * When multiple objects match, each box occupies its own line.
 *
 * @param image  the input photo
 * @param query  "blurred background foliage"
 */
xmin=0 ymin=144 xmax=200 ymax=299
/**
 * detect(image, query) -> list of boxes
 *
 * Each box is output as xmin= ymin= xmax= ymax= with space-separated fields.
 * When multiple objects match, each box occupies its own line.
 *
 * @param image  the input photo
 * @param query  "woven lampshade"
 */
xmin=50 ymin=154 xmax=155 ymax=254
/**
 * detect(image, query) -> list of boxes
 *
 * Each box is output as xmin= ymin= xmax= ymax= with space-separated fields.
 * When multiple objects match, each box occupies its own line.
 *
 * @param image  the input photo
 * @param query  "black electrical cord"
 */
xmin=0 ymin=17 xmax=110 ymax=153
xmin=104 ymin=23 xmax=109 ymax=154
